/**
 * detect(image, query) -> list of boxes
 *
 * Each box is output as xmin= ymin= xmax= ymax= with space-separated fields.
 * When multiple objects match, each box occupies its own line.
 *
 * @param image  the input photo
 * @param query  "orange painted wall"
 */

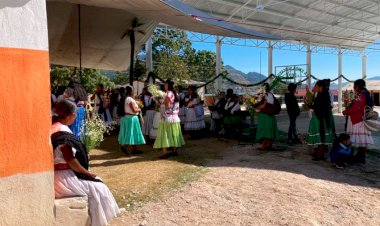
xmin=0 ymin=47 xmax=53 ymax=177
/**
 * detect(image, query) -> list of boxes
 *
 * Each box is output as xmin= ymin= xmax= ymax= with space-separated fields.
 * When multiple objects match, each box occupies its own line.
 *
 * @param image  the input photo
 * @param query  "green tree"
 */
xmin=152 ymin=28 xmax=193 ymax=81
xmin=111 ymin=71 xmax=129 ymax=85
xmin=134 ymin=58 xmax=147 ymax=81
xmin=50 ymin=65 xmax=114 ymax=93
xmin=189 ymin=50 xmax=216 ymax=82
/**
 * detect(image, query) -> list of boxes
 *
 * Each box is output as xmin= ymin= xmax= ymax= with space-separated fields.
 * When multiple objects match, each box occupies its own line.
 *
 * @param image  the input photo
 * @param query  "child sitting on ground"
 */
xmin=330 ymin=133 xmax=354 ymax=168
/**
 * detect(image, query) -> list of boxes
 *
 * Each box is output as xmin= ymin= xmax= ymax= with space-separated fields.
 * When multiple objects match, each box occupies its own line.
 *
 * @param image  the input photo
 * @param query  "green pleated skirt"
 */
xmin=153 ymin=121 xmax=185 ymax=149
xmin=118 ymin=115 xmax=146 ymax=145
xmin=306 ymin=115 xmax=333 ymax=145
xmin=255 ymin=112 xmax=279 ymax=142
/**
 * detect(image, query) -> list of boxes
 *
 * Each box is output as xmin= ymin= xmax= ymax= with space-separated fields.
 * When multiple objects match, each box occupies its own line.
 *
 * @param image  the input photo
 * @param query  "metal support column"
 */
xmin=338 ymin=47 xmax=343 ymax=113
xmin=306 ymin=44 xmax=311 ymax=88
xmin=215 ymin=36 xmax=222 ymax=92
xmin=362 ymin=53 xmax=367 ymax=80
xmin=268 ymin=41 xmax=273 ymax=80
xmin=145 ymin=38 xmax=153 ymax=73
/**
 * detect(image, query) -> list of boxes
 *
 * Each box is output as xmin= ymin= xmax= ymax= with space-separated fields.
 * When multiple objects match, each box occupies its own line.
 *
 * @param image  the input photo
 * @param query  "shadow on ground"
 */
xmin=90 ymin=114 xmax=380 ymax=191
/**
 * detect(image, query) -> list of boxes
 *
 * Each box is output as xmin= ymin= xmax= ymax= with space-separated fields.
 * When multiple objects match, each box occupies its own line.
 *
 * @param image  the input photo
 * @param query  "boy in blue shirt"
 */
xmin=330 ymin=133 xmax=354 ymax=168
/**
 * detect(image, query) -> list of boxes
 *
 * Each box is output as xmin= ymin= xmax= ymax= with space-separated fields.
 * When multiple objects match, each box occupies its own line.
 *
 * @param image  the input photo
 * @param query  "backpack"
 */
xmin=261 ymin=93 xmax=281 ymax=116
xmin=117 ymin=95 xmax=126 ymax=117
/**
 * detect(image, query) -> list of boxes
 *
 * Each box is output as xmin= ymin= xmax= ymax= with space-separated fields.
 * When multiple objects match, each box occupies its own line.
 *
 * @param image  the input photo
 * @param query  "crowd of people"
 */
xmin=299 ymin=79 xmax=374 ymax=168
xmin=50 ymin=76 xmax=376 ymax=225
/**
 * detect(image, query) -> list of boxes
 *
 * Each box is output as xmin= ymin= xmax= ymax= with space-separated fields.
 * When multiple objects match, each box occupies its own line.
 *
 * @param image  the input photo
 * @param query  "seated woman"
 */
xmin=51 ymin=100 xmax=120 ymax=226
xmin=209 ymin=91 xmax=226 ymax=133
xmin=223 ymin=94 xmax=242 ymax=126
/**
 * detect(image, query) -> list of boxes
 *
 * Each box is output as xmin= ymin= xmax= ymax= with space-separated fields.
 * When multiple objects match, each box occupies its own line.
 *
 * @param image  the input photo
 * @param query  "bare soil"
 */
xmin=89 ymin=113 xmax=380 ymax=226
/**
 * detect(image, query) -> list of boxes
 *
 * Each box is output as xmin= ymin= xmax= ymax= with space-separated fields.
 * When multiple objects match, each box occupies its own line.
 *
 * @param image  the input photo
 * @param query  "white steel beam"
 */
xmin=215 ymin=36 xmax=222 ymax=92
xmin=268 ymin=41 xmax=273 ymax=76
xmin=307 ymin=44 xmax=311 ymax=88
xmin=338 ymin=47 xmax=343 ymax=113
xmin=362 ymin=53 xmax=367 ymax=80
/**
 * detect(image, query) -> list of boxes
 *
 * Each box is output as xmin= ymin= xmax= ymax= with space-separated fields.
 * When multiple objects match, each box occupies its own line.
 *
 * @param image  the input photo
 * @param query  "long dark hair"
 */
xmin=69 ymin=80 xmax=88 ymax=102
xmin=188 ymin=86 xmax=198 ymax=98
xmin=53 ymin=100 xmax=77 ymax=123
xmin=125 ymin=86 xmax=133 ymax=97
xmin=166 ymin=79 xmax=179 ymax=102
xmin=354 ymin=79 xmax=366 ymax=91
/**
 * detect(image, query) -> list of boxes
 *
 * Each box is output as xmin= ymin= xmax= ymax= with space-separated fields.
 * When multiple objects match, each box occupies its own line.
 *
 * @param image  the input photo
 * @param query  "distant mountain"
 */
xmin=245 ymin=72 xmax=266 ymax=83
xmin=223 ymin=65 xmax=267 ymax=94
xmin=224 ymin=65 xmax=250 ymax=84
xmin=224 ymin=65 xmax=266 ymax=84
xmin=330 ymin=82 xmax=347 ymax=90
xmin=368 ymin=76 xmax=380 ymax=80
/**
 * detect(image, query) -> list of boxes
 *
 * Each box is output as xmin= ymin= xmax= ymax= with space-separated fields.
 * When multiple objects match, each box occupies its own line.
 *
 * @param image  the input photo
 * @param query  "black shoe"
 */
xmin=120 ymin=146 xmax=128 ymax=155
xmin=293 ymin=138 xmax=302 ymax=144
xmin=335 ymin=164 xmax=344 ymax=169
xmin=131 ymin=150 xmax=143 ymax=155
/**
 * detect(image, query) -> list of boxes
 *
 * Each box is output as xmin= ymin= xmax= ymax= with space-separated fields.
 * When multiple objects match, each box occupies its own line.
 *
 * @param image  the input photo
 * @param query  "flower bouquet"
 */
xmin=135 ymin=98 xmax=144 ymax=108
xmin=81 ymin=114 xmax=113 ymax=152
xmin=147 ymin=84 xmax=165 ymax=112
xmin=343 ymin=90 xmax=357 ymax=110
xmin=302 ymin=86 xmax=314 ymax=111
xmin=148 ymin=84 xmax=165 ymax=100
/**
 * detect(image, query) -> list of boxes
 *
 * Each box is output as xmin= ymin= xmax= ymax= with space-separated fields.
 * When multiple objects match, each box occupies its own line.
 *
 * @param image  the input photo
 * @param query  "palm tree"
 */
xmin=122 ymin=18 xmax=146 ymax=85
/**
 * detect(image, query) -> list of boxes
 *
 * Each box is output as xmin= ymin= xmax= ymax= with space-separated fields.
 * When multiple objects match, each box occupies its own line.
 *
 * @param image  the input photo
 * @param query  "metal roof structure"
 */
xmin=46 ymin=0 xmax=380 ymax=71
xmin=181 ymin=0 xmax=380 ymax=51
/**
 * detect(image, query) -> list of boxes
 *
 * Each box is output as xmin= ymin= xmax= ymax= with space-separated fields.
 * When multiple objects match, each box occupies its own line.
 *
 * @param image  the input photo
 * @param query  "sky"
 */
xmin=192 ymin=41 xmax=380 ymax=81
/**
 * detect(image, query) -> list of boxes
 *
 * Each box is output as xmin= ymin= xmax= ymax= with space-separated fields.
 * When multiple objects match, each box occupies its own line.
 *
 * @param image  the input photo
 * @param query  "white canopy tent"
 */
xmin=46 ymin=0 xmax=282 ymax=70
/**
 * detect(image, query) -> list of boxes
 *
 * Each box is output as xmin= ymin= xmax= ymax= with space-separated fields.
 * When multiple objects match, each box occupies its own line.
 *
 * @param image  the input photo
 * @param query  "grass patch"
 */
xmin=89 ymin=135 xmax=226 ymax=211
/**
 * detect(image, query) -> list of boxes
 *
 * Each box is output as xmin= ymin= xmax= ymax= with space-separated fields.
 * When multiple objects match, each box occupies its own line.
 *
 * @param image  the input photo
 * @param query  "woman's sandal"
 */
xmin=158 ymin=154 xmax=169 ymax=159
xmin=120 ymin=146 xmax=128 ymax=155
xmin=131 ymin=150 xmax=143 ymax=155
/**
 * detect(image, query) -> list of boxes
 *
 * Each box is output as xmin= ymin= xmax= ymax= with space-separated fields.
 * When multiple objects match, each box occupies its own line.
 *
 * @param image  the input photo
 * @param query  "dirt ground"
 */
xmin=89 ymin=113 xmax=380 ymax=226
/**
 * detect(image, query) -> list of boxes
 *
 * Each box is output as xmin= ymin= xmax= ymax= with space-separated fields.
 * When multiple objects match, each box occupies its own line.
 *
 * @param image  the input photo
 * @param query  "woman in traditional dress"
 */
xmin=306 ymin=80 xmax=334 ymax=160
xmin=255 ymin=83 xmax=279 ymax=150
xmin=184 ymin=86 xmax=205 ymax=136
xmin=51 ymin=100 xmax=120 ymax=226
xmin=178 ymin=86 xmax=187 ymax=125
xmin=223 ymin=94 xmax=244 ymax=131
xmin=63 ymin=82 xmax=87 ymax=141
xmin=140 ymin=87 xmax=156 ymax=141
xmin=343 ymin=79 xmax=374 ymax=164
xmin=154 ymin=79 xmax=185 ymax=159
xmin=118 ymin=86 xmax=145 ymax=155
